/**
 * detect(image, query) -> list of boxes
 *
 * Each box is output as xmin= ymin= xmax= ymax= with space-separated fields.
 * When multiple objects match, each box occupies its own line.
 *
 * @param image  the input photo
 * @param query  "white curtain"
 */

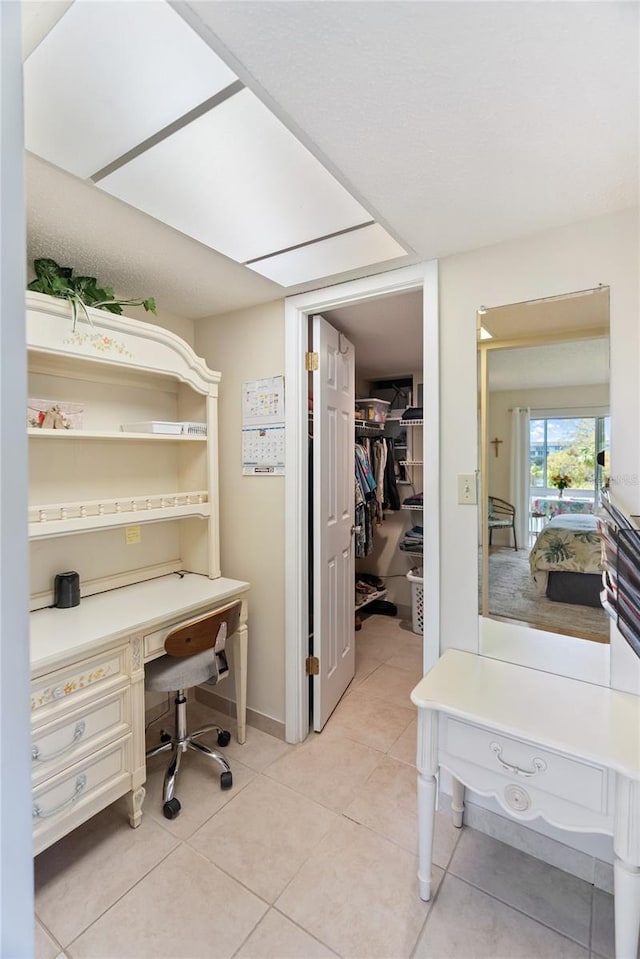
xmin=509 ymin=407 xmax=530 ymax=551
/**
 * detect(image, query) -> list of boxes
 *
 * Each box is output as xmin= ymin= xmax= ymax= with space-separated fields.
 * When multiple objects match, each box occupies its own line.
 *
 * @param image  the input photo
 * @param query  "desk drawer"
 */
xmin=32 ymin=688 xmax=130 ymax=786
xmin=33 ymin=737 xmax=131 ymax=847
xmin=143 ymin=623 xmax=173 ymax=661
xmin=442 ymin=717 xmax=608 ymax=814
xmin=31 ymin=645 xmax=129 ymax=718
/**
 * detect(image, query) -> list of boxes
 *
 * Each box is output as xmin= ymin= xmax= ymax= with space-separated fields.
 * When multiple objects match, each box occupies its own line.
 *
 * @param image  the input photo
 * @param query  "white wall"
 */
xmin=439 ymin=207 xmax=640 ymax=692
xmin=195 ymin=301 xmax=286 ymax=724
xmin=125 ymin=303 xmax=195 ymax=349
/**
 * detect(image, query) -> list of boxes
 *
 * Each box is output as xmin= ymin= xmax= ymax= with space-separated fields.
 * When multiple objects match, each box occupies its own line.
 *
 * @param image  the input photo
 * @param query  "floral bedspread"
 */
xmin=529 ymin=514 xmax=604 ymax=594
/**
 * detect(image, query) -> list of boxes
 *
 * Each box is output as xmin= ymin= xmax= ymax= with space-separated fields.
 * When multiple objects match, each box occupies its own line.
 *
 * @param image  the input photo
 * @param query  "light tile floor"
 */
xmin=34 ymin=614 xmax=626 ymax=959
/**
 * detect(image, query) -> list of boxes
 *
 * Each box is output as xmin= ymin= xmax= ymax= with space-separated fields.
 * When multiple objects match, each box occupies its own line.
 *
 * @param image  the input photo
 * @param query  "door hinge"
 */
xmin=305 ymin=351 xmax=319 ymax=372
xmin=305 ymin=655 xmax=319 ymax=675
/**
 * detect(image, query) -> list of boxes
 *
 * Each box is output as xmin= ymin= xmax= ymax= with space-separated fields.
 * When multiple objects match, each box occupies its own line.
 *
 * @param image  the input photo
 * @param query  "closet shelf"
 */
xmin=399 ymin=419 xmax=424 ymax=427
xmin=354 ymin=588 xmax=387 ymax=612
xmin=399 ymin=460 xmax=424 ymax=467
xmin=28 ymin=429 xmax=206 ymax=443
xmin=401 ymin=504 xmax=423 ymax=511
xmin=355 ymin=421 xmax=384 ymax=437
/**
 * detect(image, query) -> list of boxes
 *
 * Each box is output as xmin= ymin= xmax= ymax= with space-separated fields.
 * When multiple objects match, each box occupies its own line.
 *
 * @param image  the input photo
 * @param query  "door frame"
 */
xmin=284 ymin=261 xmax=440 ymax=743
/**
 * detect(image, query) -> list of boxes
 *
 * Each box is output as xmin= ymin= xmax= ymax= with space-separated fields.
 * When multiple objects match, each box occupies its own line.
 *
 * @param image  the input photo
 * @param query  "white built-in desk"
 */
xmin=30 ymin=573 xmax=249 ymax=854
xmin=411 ymin=650 xmax=640 ymax=959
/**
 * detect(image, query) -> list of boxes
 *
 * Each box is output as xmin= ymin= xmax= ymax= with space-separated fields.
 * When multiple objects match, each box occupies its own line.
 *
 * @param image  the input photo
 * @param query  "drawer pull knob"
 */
xmin=32 ymin=721 xmax=86 ymax=763
xmin=490 ymin=742 xmax=547 ymax=778
xmin=33 ymin=774 xmax=87 ymax=820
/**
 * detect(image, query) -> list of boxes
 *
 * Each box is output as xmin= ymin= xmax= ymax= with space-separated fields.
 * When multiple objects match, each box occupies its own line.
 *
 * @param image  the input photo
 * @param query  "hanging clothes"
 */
xmin=382 ymin=437 xmax=401 ymax=511
xmin=354 ymin=441 xmax=377 ymax=557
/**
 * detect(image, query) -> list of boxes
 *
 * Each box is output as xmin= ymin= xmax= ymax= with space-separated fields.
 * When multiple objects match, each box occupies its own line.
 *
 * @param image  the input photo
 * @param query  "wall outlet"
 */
xmin=125 ymin=525 xmax=141 ymax=545
xmin=457 ymin=473 xmax=477 ymax=505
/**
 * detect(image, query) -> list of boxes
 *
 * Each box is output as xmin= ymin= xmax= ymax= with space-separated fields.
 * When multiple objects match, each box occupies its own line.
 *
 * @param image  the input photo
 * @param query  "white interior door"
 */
xmin=312 ymin=314 xmax=355 ymax=730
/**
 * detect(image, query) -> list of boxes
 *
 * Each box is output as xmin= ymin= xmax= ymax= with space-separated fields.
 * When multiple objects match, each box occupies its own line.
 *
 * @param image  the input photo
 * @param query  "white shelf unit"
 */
xmin=398 ymin=417 xmax=424 ymax=564
xmin=27 ymin=292 xmax=222 ymax=610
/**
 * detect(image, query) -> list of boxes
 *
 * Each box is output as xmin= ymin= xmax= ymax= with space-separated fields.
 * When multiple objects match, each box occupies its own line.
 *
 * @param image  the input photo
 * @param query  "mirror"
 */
xmin=478 ymin=286 xmax=611 ymax=680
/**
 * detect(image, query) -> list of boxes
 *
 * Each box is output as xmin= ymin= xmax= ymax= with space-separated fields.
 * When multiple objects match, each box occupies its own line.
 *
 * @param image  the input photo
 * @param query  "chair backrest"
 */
xmin=164 ymin=601 xmax=242 ymax=658
xmin=488 ymin=496 xmax=515 ymax=522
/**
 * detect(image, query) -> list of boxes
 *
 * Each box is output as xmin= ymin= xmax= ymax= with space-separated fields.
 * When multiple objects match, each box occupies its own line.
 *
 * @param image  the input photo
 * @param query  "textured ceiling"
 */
xmin=488 ymin=337 xmax=610 ymax=392
xmin=23 ymin=1 xmax=638 ymax=325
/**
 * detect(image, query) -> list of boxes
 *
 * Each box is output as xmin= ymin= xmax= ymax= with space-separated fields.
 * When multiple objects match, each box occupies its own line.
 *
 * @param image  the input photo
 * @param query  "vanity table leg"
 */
xmin=613 ymin=857 xmax=640 ymax=959
xmin=417 ymin=771 xmax=437 ymax=901
xmin=416 ymin=707 xmax=438 ymax=901
xmin=234 ymin=624 xmax=248 ymax=745
xmin=451 ymin=777 xmax=465 ymax=828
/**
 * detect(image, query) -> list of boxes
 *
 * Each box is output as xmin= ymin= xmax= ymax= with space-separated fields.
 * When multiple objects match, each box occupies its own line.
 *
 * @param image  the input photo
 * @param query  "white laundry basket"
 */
xmin=406 ymin=568 xmax=424 ymax=634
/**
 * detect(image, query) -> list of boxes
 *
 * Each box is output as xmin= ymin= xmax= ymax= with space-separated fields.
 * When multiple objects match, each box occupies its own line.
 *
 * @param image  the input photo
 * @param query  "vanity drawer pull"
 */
xmin=32 ymin=774 xmax=87 ymax=820
xmin=490 ymin=742 xmax=547 ymax=777
xmin=32 ymin=721 xmax=85 ymax=763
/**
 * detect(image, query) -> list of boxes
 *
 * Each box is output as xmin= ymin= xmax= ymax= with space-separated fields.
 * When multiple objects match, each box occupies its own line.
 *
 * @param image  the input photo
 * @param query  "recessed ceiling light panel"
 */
xmin=98 ymin=88 xmax=373 ymax=263
xmin=246 ymin=223 xmax=407 ymax=286
xmin=24 ymin=0 xmax=237 ymax=178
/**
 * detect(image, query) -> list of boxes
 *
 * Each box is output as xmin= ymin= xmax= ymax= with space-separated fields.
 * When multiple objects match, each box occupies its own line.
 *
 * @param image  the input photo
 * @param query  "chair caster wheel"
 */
xmin=160 ymin=730 xmax=172 ymax=743
xmin=217 ymin=730 xmax=231 ymax=747
xmin=163 ymin=797 xmax=181 ymax=819
xmin=220 ymin=771 xmax=233 ymax=790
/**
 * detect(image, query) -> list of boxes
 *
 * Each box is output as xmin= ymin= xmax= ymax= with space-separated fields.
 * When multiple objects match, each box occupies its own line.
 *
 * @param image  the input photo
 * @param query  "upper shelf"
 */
xmin=28 ymin=429 xmax=206 ymax=443
xmin=399 ymin=418 xmax=424 ymax=427
xmin=26 ymin=291 xmax=220 ymax=395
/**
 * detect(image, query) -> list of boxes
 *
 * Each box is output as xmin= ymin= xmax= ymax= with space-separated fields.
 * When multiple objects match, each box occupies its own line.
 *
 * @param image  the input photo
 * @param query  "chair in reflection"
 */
xmin=488 ymin=496 xmax=517 ymax=551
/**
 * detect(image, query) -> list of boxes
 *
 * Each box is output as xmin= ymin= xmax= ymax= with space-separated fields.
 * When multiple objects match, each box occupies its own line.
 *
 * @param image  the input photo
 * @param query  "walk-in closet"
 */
xmin=306 ymin=287 xmax=424 ymax=723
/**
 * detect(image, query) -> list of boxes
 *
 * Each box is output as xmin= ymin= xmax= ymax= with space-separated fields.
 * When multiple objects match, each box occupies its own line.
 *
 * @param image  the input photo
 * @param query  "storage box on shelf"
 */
xmin=355 ymin=397 xmax=390 ymax=424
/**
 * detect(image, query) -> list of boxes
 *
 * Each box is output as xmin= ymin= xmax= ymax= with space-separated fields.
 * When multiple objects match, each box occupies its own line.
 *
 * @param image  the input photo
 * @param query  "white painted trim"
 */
xmin=284 ymin=303 xmax=309 ymax=743
xmin=1 ymin=3 xmax=34 ymax=954
xmin=421 ymin=260 xmax=440 ymax=673
xmin=284 ymin=262 xmax=440 ymax=742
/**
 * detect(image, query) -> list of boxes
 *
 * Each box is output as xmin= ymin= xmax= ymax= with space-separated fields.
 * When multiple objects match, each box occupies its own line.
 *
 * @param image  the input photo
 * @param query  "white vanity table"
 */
xmin=411 ymin=649 xmax=640 ymax=958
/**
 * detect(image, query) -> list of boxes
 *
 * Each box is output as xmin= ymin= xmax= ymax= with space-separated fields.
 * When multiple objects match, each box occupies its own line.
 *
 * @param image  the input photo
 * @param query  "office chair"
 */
xmin=145 ymin=600 xmax=242 ymax=819
xmin=488 ymin=495 xmax=518 ymax=551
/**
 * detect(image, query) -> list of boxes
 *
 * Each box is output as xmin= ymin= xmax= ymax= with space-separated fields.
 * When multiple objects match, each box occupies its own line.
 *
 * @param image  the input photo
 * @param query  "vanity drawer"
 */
xmin=31 ymin=645 xmax=129 ymax=719
xmin=442 ymin=717 xmax=609 ymax=814
xmin=32 ymin=737 xmax=132 ymax=852
xmin=32 ymin=687 xmax=130 ymax=786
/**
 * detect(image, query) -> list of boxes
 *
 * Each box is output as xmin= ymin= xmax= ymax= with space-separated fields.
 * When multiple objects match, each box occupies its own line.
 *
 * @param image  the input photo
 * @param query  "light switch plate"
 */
xmin=457 ymin=473 xmax=477 ymax=505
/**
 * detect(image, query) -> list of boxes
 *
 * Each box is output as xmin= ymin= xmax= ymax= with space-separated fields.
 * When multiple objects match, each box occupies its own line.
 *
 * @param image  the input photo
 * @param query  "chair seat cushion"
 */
xmin=145 ymin=648 xmax=217 ymax=693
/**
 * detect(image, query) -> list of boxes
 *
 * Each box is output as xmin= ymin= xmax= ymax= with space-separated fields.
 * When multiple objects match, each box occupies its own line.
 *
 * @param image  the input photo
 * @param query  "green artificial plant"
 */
xmin=28 ymin=258 xmax=157 ymax=331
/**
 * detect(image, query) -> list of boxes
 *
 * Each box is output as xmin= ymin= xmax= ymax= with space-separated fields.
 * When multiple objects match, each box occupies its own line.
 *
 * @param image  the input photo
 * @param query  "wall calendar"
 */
xmin=242 ymin=375 xmax=285 ymax=476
